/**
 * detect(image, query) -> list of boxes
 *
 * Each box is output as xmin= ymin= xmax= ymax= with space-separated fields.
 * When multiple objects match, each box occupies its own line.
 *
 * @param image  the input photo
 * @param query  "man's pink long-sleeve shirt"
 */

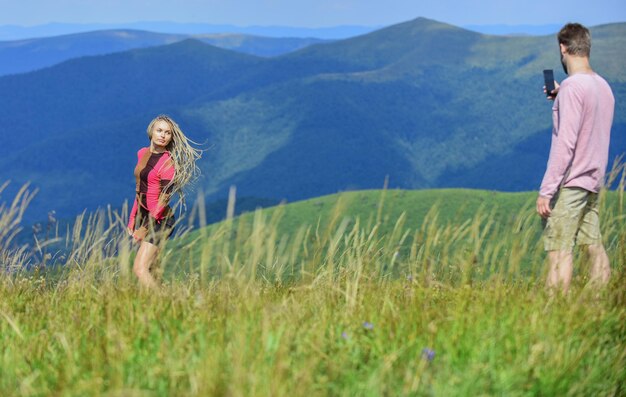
xmin=539 ymin=73 xmax=614 ymax=199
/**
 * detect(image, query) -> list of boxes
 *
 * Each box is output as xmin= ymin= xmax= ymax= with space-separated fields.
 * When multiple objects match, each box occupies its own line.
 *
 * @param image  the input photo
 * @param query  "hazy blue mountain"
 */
xmin=0 ymin=22 xmax=375 ymax=41
xmin=0 ymin=30 xmax=328 ymax=76
xmin=0 ymin=40 xmax=264 ymax=220
xmin=1 ymin=18 xmax=625 ymax=224
xmin=0 ymin=30 xmax=187 ymax=76
xmin=196 ymin=34 xmax=327 ymax=57
xmin=463 ymin=24 xmax=561 ymax=36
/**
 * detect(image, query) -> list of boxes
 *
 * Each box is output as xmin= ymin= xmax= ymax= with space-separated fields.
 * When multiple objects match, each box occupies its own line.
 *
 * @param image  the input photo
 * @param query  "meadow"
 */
xmin=0 ymin=180 xmax=625 ymax=396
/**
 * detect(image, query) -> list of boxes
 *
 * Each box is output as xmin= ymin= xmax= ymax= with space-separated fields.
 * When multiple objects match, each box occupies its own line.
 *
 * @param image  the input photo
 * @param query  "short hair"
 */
xmin=558 ymin=23 xmax=591 ymax=57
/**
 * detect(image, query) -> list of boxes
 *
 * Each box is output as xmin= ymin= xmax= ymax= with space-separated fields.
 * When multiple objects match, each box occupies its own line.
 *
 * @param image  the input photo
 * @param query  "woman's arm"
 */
xmin=127 ymin=196 xmax=138 ymax=234
xmin=127 ymin=147 xmax=148 ymax=234
xmin=152 ymin=158 xmax=176 ymax=221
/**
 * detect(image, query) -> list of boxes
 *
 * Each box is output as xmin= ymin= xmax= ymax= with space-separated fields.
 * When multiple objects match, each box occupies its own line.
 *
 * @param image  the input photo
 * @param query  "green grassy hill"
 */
xmin=167 ymin=187 xmax=624 ymax=283
xmin=186 ymin=189 xmax=536 ymax=239
xmin=2 ymin=184 xmax=624 ymax=396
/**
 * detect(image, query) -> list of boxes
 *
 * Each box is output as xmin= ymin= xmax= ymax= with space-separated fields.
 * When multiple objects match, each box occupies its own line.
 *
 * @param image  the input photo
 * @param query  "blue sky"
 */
xmin=1 ymin=0 xmax=625 ymax=27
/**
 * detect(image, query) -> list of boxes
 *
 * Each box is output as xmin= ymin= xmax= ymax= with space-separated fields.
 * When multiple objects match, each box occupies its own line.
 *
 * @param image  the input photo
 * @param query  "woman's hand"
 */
xmin=132 ymin=226 xmax=148 ymax=243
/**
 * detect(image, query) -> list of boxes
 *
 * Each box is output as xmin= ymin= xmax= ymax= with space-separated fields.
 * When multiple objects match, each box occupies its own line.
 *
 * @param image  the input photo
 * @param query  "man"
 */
xmin=537 ymin=23 xmax=614 ymax=294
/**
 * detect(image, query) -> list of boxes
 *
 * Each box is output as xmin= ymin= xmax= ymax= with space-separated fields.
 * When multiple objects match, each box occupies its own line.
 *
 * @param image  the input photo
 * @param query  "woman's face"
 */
xmin=151 ymin=120 xmax=173 ymax=149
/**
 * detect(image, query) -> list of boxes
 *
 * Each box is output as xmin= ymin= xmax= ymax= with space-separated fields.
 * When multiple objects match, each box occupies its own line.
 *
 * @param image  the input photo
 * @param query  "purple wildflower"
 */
xmin=363 ymin=321 xmax=374 ymax=330
xmin=341 ymin=331 xmax=349 ymax=340
xmin=421 ymin=348 xmax=435 ymax=362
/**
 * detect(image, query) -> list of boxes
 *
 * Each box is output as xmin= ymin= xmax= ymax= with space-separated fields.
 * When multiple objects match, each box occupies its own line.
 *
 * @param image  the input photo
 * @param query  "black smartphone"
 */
xmin=543 ymin=69 xmax=555 ymax=97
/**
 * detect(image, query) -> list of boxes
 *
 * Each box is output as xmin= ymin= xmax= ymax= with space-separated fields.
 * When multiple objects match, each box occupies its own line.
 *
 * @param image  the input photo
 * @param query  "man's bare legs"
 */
xmin=587 ymin=243 xmax=610 ymax=286
xmin=133 ymin=241 xmax=160 ymax=289
xmin=547 ymin=250 xmax=574 ymax=294
xmin=547 ymin=244 xmax=610 ymax=294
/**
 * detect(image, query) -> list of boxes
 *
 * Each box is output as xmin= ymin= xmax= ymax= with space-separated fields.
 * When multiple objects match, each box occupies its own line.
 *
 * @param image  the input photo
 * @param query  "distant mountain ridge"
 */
xmin=1 ymin=17 xmax=625 ymax=223
xmin=0 ymin=22 xmax=376 ymax=41
xmin=463 ymin=24 xmax=562 ymax=36
xmin=0 ymin=20 xmax=581 ymax=42
xmin=0 ymin=29 xmax=328 ymax=76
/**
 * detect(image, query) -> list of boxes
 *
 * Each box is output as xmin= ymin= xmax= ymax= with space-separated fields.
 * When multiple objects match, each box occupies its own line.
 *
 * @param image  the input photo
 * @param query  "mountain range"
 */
xmin=0 ymin=21 xmax=562 ymax=42
xmin=0 ymin=22 xmax=375 ymax=41
xmin=2 ymin=17 xmax=625 ymax=223
xmin=0 ymin=30 xmax=328 ymax=76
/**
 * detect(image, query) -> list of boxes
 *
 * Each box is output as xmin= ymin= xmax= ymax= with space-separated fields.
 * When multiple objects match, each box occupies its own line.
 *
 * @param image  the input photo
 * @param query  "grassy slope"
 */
xmin=2 ymin=277 xmax=624 ymax=396
xmin=1 ymin=185 xmax=625 ymax=396
xmin=171 ymin=187 xmax=624 ymax=282
xmin=215 ymin=188 xmax=536 ymax=237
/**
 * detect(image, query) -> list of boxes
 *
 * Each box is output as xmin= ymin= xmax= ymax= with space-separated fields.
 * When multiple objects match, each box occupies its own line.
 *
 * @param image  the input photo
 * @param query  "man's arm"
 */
xmin=537 ymin=81 xmax=584 ymax=214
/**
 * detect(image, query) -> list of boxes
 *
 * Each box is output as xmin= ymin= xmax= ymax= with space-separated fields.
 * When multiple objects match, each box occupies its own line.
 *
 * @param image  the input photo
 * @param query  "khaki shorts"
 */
xmin=542 ymin=187 xmax=602 ymax=251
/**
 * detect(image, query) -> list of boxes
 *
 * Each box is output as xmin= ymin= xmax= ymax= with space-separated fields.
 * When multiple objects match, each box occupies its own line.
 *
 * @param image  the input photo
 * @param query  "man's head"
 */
xmin=557 ymin=23 xmax=591 ymax=74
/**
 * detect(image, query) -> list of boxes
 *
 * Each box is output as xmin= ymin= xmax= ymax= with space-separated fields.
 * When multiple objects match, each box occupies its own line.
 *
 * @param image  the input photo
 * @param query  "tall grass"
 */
xmin=0 ymin=174 xmax=625 ymax=396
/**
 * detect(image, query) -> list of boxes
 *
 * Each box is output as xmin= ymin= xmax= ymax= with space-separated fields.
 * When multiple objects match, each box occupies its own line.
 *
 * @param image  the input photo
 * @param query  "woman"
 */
xmin=127 ymin=115 xmax=201 ymax=288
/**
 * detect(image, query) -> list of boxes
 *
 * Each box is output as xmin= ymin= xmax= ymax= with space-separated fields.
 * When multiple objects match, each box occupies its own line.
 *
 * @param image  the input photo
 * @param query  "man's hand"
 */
xmin=543 ymin=81 xmax=560 ymax=101
xmin=536 ymin=196 xmax=552 ymax=219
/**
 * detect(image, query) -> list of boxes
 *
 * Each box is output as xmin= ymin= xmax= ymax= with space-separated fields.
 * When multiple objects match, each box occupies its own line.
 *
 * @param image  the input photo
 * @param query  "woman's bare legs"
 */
xmin=133 ymin=241 xmax=160 ymax=289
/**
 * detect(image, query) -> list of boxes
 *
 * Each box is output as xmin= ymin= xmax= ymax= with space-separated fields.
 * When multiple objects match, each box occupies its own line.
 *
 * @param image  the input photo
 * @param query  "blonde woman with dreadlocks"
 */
xmin=127 ymin=115 xmax=201 ymax=288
